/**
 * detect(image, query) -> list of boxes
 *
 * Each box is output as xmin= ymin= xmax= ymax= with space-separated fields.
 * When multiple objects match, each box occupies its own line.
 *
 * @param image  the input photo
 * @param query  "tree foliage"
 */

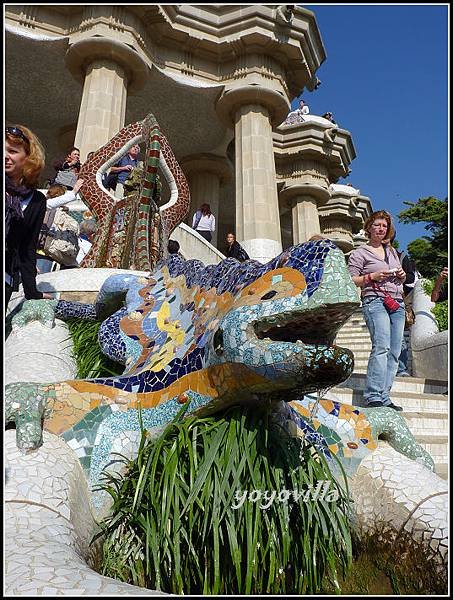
xmin=398 ymin=196 xmax=448 ymax=278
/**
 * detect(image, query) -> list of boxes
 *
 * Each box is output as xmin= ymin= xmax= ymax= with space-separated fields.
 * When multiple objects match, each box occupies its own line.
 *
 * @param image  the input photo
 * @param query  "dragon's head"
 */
xmin=97 ymin=240 xmax=358 ymax=404
xmin=203 ymin=240 xmax=359 ymax=400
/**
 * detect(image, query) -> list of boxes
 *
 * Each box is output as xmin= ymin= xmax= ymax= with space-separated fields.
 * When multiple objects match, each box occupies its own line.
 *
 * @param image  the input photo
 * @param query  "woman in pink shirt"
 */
xmin=348 ymin=210 xmax=406 ymax=411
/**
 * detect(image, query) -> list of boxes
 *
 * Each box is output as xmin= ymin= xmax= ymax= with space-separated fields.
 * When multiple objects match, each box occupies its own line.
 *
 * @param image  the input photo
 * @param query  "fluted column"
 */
xmin=280 ymin=183 xmax=330 ymax=245
xmin=292 ymin=196 xmax=320 ymax=244
xmin=234 ymin=103 xmax=282 ymax=261
xmin=216 ymin=86 xmax=289 ymax=263
xmin=66 ymin=37 xmax=148 ymax=161
xmin=74 ymin=59 xmax=127 ymax=160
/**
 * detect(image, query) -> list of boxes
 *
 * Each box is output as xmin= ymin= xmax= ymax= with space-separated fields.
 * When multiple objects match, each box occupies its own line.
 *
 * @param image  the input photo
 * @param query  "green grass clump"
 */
xmin=94 ymin=404 xmax=353 ymax=594
xmin=65 ymin=318 xmax=124 ymax=379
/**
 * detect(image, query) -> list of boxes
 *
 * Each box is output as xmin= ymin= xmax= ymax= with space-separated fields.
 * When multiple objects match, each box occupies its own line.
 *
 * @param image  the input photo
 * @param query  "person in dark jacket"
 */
xmin=5 ymin=124 xmax=54 ymax=309
xmin=225 ymin=232 xmax=249 ymax=262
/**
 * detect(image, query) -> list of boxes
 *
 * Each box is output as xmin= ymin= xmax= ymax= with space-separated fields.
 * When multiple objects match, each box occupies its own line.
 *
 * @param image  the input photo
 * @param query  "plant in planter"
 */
xmin=93 ymin=404 xmax=353 ymax=594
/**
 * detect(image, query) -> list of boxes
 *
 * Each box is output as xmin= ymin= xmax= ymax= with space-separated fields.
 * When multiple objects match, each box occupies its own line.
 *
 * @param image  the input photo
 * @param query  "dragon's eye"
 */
xmin=261 ymin=290 xmax=277 ymax=301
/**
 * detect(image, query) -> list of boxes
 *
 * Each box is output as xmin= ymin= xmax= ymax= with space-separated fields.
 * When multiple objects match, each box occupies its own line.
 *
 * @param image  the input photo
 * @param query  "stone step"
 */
xmin=335 ymin=373 xmax=448 ymax=395
xmin=332 ymin=389 xmax=447 ymax=409
xmin=341 ymin=323 xmax=367 ymax=331
xmin=336 ymin=339 xmax=371 ymax=347
xmin=336 ymin=331 xmax=371 ymax=339
xmin=330 ymin=389 xmax=449 ymax=413
xmin=414 ymin=433 xmax=448 ymax=445
xmin=404 ymin=414 xmax=448 ymax=435
xmin=329 ymin=369 xmax=448 ymax=479
xmin=344 ymin=348 xmax=373 ymax=356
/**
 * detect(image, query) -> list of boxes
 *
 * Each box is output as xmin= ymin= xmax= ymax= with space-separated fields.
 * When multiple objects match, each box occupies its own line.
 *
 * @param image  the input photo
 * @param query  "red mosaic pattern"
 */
xmin=78 ymin=114 xmax=190 ymax=270
xmin=159 ymin=133 xmax=191 ymax=237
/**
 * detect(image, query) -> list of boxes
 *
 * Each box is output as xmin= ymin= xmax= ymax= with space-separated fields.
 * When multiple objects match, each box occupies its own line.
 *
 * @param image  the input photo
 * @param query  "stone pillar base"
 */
xmin=240 ymin=238 xmax=282 ymax=264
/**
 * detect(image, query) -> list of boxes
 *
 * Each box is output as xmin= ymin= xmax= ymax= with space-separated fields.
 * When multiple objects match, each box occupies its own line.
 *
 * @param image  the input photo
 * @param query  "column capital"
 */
xmin=65 ymin=37 xmax=148 ymax=93
xmin=215 ymin=85 xmax=290 ymax=129
xmin=180 ymin=153 xmax=232 ymax=185
xmin=280 ymin=182 xmax=330 ymax=206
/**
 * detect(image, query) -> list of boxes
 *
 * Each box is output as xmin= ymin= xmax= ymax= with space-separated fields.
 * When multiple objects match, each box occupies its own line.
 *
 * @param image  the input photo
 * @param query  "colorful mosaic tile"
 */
xmin=76 ymin=113 xmax=190 ymax=271
xmin=5 ymin=238 xmax=434 ymax=497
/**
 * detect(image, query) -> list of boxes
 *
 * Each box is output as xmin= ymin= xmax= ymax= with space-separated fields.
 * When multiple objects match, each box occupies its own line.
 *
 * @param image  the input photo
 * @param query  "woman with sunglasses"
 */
xmin=5 ymin=125 xmax=54 ymax=309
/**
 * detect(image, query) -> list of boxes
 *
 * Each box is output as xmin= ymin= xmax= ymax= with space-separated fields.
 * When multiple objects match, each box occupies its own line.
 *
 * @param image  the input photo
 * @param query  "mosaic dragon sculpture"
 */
xmin=5 ymin=241 xmax=446 ymax=593
xmin=6 ymin=240 xmax=433 ymax=495
xmin=77 ymin=113 xmax=190 ymax=270
xmin=4 ymin=111 xmax=446 ymax=593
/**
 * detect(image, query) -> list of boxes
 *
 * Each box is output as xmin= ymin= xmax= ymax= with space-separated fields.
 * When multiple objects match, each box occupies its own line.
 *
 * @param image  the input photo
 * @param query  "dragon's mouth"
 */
xmin=254 ymin=302 xmax=358 ymax=346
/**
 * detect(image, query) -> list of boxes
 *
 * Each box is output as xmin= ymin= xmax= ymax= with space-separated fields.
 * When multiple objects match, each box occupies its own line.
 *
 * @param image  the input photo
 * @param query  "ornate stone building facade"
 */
xmin=5 ymin=4 xmax=371 ymax=261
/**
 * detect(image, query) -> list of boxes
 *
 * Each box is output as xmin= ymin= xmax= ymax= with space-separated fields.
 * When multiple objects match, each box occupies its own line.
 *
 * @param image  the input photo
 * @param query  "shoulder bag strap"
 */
xmin=371 ymin=281 xmax=390 ymax=299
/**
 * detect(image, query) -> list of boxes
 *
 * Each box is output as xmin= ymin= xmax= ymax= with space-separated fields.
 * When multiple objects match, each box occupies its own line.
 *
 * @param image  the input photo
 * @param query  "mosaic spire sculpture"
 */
xmin=77 ymin=114 xmax=190 ymax=270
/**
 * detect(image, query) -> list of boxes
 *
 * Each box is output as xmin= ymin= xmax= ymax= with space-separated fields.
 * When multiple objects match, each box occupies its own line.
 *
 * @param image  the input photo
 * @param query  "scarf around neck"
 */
xmin=5 ymin=175 xmax=33 ymax=237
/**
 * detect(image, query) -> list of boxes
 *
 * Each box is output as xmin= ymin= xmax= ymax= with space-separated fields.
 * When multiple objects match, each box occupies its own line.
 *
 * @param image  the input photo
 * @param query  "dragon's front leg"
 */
xmin=5 ymin=382 xmax=57 ymax=452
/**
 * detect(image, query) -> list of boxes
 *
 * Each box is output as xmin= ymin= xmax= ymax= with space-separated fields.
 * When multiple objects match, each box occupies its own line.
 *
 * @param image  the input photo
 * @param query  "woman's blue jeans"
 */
xmin=362 ymin=296 xmax=405 ymax=406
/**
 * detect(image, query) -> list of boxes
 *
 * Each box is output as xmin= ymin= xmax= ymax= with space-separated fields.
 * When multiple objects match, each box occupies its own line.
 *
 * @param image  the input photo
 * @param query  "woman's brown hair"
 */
xmin=46 ymin=184 xmax=67 ymax=199
xmin=6 ymin=124 xmax=45 ymax=188
xmin=200 ymin=203 xmax=211 ymax=216
xmin=363 ymin=210 xmax=396 ymax=245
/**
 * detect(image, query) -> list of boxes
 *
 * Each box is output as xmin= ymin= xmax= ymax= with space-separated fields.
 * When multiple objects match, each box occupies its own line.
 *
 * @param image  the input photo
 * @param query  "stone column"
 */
xmin=280 ymin=184 xmax=330 ymax=245
xmin=234 ymin=103 xmax=282 ymax=261
xmin=74 ymin=59 xmax=127 ymax=160
xmin=292 ymin=196 xmax=320 ymax=244
xmin=216 ymin=86 xmax=289 ymax=263
xmin=65 ymin=38 xmax=148 ymax=161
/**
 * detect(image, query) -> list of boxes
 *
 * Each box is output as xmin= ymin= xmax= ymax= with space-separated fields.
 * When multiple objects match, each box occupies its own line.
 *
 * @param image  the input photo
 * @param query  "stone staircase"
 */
xmin=332 ymin=308 xmax=448 ymax=479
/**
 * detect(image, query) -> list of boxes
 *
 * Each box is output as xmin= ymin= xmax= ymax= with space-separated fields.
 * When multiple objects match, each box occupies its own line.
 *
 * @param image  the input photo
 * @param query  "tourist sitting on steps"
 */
xmin=36 ymin=206 xmax=80 ymax=272
xmin=225 ymin=232 xmax=249 ymax=262
xmin=51 ymin=147 xmax=81 ymax=190
xmin=36 ymin=179 xmax=85 ymax=274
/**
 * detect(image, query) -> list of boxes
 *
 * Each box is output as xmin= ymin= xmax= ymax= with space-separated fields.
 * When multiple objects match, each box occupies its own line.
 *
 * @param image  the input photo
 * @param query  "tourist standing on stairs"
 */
xmin=192 ymin=203 xmax=215 ymax=243
xmin=347 ymin=210 xmax=406 ymax=411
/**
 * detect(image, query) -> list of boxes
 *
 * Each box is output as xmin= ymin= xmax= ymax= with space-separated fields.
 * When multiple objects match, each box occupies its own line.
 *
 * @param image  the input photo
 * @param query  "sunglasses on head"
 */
xmin=6 ymin=126 xmax=29 ymax=143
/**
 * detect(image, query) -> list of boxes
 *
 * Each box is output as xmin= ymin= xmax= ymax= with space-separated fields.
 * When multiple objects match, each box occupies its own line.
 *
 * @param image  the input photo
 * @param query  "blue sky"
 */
xmin=297 ymin=4 xmax=448 ymax=251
